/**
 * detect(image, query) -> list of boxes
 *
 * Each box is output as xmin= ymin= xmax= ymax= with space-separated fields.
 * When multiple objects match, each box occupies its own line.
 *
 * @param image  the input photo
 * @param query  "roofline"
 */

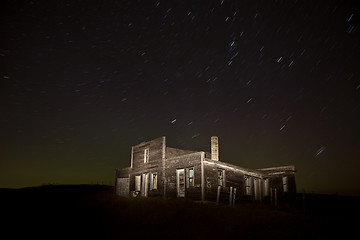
xmin=203 ymin=158 xmax=264 ymax=177
xmin=256 ymin=165 xmax=296 ymax=172
xmin=126 ymin=136 xmax=296 ymax=177
xmin=132 ymin=136 xmax=166 ymax=148
xmin=166 ymin=151 xmax=204 ymax=161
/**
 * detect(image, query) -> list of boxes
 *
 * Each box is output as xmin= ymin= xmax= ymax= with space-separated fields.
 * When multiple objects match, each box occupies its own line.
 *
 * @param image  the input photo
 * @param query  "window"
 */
xmin=150 ymin=173 xmax=158 ymax=190
xmin=142 ymin=173 xmax=149 ymax=197
xmin=144 ymin=148 xmax=149 ymax=163
xmin=245 ymin=176 xmax=252 ymax=195
xmin=282 ymin=176 xmax=288 ymax=192
xmin=187 ymin=168 xmax=194 ymax=188
xmin=218 ymin=169 xmax=225 ymax=186
xmin=135 ymin=175 xmax=141 ymax=192
xmin=264 ymin=179 xmax=269 ymax=196
xmin=254 ymin=178 xmax=260 ymax=201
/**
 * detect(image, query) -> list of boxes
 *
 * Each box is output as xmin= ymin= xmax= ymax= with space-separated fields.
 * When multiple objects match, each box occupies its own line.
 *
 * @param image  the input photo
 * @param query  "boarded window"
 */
xmin=282 ymin=176 xmax=288 ymax=192
xmin=245 ymin=176 xmax=252 ymax=195
xmin=144 ymin=148 xmax=149 ymax=163
xmin=218 ymin=169 xmax=225 ymax=186
xmin=142 ymin=173 xmax=149 ymax=197
xmin=187 ymin=168 xmax=194 ymax=187
xmin=150 ymin=173 xmax=158 ymax=190
xmin=116 ymin=178 xmax=129 ymax=196
xmin=254 ymin=178 xmax=260 ymax=200
xmin=135 ymin=175 xmax=141 ymax=192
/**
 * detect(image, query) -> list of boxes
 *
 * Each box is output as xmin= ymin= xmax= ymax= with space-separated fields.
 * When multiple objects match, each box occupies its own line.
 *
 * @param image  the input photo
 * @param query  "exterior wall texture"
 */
xmin=164 ymin=152 xmax=203 ymax=200
xmin=203 ymin=160 xmax=243 ymax=202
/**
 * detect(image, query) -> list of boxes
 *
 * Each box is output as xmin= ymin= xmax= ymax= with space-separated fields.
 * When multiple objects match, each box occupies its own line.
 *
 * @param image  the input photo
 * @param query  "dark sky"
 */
xmin=1 ymin=0 xmax=359 ymax=195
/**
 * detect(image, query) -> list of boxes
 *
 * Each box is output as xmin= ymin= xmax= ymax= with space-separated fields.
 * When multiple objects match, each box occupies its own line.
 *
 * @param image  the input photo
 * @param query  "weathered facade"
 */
xmin=115 ymin=136 xmax=296 ymax=205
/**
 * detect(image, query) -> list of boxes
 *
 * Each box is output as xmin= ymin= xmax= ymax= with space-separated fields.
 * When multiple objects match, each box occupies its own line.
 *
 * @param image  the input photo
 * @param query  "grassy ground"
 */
xmin=0 ymin=185 xmax=357 ymax=239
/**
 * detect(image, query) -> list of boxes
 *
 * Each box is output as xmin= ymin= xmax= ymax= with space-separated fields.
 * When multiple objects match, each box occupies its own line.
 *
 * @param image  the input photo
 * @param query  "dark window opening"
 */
xmin=188 ymin=168 xmax=194 ymax=187
xmin=151 ymin=173 xmax=157 ymax=190
xmin=282 ymin=176 xmax=288 ymax=192
xmin=218 ymin=169 xmax=225 ymax=186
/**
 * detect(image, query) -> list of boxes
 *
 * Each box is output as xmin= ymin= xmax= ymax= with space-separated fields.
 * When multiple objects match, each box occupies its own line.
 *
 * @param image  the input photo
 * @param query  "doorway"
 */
xmin=142 ymin=173 xmax=149 ymax=197
xmin=176 ymin=169 xmax=185 ymax=197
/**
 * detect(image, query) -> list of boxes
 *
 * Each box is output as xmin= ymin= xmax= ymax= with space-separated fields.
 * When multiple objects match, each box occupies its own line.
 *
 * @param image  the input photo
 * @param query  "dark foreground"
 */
xmin=1 ymin=185 xmax=358 ymax=240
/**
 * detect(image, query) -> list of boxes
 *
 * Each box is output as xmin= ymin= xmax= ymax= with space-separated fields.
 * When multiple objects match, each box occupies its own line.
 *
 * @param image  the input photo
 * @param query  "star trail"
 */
xmin=1 ymin=0 xmax=359 ymax=195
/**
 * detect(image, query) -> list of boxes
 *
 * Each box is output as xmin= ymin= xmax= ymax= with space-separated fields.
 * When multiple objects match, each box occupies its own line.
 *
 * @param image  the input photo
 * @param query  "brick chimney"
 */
xmin=211 ymin=136 xmax=219 ymax=161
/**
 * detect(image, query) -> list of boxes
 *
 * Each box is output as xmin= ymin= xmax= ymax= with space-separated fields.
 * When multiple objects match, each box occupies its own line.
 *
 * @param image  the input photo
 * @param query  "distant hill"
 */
xmin=0 ymin=185 xmax=358 ymax=239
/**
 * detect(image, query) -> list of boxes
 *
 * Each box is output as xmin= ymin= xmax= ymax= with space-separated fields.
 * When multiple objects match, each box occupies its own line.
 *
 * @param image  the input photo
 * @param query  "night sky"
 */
xmin=1 ymin=0 xmax=359 ymax=195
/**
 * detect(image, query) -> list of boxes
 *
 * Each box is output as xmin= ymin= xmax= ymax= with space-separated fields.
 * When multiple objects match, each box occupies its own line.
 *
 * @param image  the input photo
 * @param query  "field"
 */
xmin=1 ymin=185 xmax=358 ymax=239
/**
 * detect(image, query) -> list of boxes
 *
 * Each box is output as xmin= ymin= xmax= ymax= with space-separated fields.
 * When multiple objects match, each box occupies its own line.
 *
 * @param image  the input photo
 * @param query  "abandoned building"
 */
xmin=115 ymin=136 xmax=296 ymax=205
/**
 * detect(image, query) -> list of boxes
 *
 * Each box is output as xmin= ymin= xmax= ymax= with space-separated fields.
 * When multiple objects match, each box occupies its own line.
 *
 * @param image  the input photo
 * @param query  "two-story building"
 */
xmin=115 ymin=136 xmax=296 ymax=204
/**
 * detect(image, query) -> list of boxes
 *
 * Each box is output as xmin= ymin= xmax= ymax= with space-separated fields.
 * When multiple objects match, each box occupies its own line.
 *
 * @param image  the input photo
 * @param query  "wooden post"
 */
xmin=216 ymin=185 xmax=221 ymax=205
xmin=162 ymin=152 xmax=166 ymax=199
xmin=232 ymin=188 xmax=236 ymax=208
xmin=274 ymin=188 xmax=277 ymax=207
xmin=229 ymin=186 xmax=233 ymax=207
xmin=163 ymin=179 xmax=166 ymax=198
xmin=270 ymin=187 xmax=273 ymax=205
xmin=201 ymin=152 xmax=205 ymax=202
